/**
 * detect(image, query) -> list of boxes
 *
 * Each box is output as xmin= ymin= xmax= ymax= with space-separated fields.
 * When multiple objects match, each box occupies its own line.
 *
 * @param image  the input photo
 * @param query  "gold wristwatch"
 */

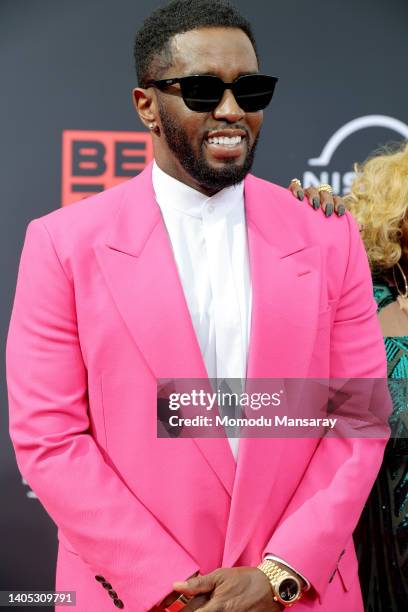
xmin=257 ymin=559 xmax=304 ymax=607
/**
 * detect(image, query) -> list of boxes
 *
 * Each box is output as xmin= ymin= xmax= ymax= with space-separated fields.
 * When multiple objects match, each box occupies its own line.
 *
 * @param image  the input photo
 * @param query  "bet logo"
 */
xmin=61 ymin=130 xmax=153 ymax=206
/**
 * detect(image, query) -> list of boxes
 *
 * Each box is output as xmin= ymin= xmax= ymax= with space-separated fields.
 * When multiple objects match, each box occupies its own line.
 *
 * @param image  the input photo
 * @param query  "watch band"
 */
xmin=163 ymin=593 xmax=193 ymax=611
xmin=257 ymin=559 xmax=303 ymax=607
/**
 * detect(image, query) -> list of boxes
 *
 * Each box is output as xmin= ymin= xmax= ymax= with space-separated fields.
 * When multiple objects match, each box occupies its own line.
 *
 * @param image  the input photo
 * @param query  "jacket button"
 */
xmin=102 ymin=582 xmax=113 ymax=590
xmin=108 ymin=590 xmax=118 ymax=599
xmin=113 ymin=598 xmax=124 ymax=608
xmin=95 ymin=575 xmax=105 ymax=582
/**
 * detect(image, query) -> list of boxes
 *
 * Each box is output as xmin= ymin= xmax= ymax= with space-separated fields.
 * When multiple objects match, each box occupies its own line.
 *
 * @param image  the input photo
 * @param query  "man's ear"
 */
xmin=131 ymin=87 xmax=157 ymax=129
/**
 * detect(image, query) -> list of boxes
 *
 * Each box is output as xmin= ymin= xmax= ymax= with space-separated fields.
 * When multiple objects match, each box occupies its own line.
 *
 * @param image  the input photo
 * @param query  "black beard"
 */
xmin=158 ymin=100 xmax=260 ymax=192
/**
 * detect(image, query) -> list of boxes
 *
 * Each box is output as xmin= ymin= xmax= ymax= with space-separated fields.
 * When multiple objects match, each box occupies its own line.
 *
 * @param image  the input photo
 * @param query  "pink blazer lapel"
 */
xmin=94 ymin=164 xmax=206 ymax=379
xmin=94 ymin=162 xmax=235 ymax=496
xmin=245 ymin=174 xmax=323 ymax=380
xmin=222 ymin=174 xmax=324 ymax=566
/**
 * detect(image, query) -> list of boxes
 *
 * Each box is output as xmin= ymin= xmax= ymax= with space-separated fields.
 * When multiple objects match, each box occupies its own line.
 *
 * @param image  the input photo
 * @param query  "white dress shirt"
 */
xmin=152 ymin=160 xmax=310 ymax=590
xmin=152 ymin=160 xmax=252 ymax=460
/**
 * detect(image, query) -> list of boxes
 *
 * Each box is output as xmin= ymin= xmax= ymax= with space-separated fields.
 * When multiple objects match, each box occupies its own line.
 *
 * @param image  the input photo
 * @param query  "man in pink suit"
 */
xmin=6 ymin=1 xmax=389 ymax=610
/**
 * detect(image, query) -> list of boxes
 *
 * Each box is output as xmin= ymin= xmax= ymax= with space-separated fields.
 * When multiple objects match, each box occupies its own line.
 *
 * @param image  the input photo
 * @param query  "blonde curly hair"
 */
xmin=345 ymin=140 xmax=408 ymax=280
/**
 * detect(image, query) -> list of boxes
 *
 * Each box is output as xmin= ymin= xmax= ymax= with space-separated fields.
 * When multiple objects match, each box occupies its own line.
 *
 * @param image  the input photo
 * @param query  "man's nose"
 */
xmin=213 ymin=88 xmax=245 ymax=122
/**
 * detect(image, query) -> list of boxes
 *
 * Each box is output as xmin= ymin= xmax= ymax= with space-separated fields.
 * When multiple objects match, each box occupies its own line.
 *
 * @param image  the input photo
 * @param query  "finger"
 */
xmin=184 ymin=594 xmax=211 ymax=611
xmin=173 ymin=573 xmax=217 ymax=596
xmin=319 ymin=191 xmax=334 ymax=217
xmin=288 ymin=178 xmax=304 ymax=201
xmin=333 ymin=195 xmax=346 ymax=217
xmin=304 ymin=186 xmax=321 ymax=210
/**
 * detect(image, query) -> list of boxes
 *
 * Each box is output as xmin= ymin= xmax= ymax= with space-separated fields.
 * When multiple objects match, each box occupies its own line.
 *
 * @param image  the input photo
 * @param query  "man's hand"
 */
xmin=288 ymin=179 xmax=346 ymax=217
xmin=184 ymin=594 xmax=212 ymax=610
xmin=173 ymin=567 xmax=283 ymax=611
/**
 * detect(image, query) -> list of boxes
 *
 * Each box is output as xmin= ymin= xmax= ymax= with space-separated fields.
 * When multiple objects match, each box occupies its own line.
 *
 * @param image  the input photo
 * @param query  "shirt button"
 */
xmin=108 ymin=590 xmax=118 ymax=599
xmin=207 ymin=204 xmax=214 ymax=213
xmin=113 ymin=598 xmax=124 ymax=608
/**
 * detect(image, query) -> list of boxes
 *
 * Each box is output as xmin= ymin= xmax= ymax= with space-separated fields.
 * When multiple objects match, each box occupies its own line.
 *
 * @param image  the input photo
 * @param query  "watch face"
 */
xmin=278 ymin=578 xmax=300 ymax=602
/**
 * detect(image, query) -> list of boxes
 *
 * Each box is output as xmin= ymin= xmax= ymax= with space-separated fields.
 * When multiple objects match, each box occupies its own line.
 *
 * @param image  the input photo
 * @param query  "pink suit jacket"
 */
xmin=6 ymin=161 xmax=389 ymax=611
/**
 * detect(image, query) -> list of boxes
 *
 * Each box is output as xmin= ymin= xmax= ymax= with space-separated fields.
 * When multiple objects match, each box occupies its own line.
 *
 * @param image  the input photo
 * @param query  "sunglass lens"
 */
xmin=234 ymin=75 xmax=278 ymax=111
xmin=180 ymin=76 xmax=223 ymax=112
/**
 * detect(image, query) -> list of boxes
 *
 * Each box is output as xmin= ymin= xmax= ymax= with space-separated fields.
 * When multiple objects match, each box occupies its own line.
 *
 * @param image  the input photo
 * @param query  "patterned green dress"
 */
xmin=354 ymin=280 xmax=408 ymax=611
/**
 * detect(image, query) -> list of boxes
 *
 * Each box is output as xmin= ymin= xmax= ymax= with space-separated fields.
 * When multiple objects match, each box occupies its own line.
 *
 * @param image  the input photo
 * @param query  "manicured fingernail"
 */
xmin=173 ymin=581 xmax=188 ymax=588
xmin=297 ymin=190 xmax=304 ymax=201
xmin=312 ymin=197 xmax=320 ymax=210
xmin=337 ymin=205 xmax=345 ymax=216
xmin=325 ymin=203 xmax=334 ymax=217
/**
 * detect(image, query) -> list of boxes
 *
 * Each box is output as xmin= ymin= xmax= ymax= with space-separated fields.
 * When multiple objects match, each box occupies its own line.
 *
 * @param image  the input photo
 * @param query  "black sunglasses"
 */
xmin=145 ymin=73 xmax=279 ymax=112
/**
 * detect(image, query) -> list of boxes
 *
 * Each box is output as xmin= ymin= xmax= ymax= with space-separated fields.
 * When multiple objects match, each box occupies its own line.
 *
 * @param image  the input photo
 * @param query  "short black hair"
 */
xmin=133 ymin=0 xmax=258 ymax=87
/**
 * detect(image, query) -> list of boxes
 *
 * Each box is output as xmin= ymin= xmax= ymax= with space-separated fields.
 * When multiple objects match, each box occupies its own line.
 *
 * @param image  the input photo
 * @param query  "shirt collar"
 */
xmin=152 ymin=159 xmax=244 ymax=219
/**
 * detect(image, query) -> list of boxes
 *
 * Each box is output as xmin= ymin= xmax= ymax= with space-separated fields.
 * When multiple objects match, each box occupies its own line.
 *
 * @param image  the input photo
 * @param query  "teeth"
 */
xmin=207 ymin=135 xmax=242 ymax=145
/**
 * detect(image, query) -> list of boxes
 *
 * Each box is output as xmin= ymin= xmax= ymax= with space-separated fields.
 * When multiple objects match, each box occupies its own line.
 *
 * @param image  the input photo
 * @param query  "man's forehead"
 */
xmin=169 ymin=27 xmax=258 ymax=77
